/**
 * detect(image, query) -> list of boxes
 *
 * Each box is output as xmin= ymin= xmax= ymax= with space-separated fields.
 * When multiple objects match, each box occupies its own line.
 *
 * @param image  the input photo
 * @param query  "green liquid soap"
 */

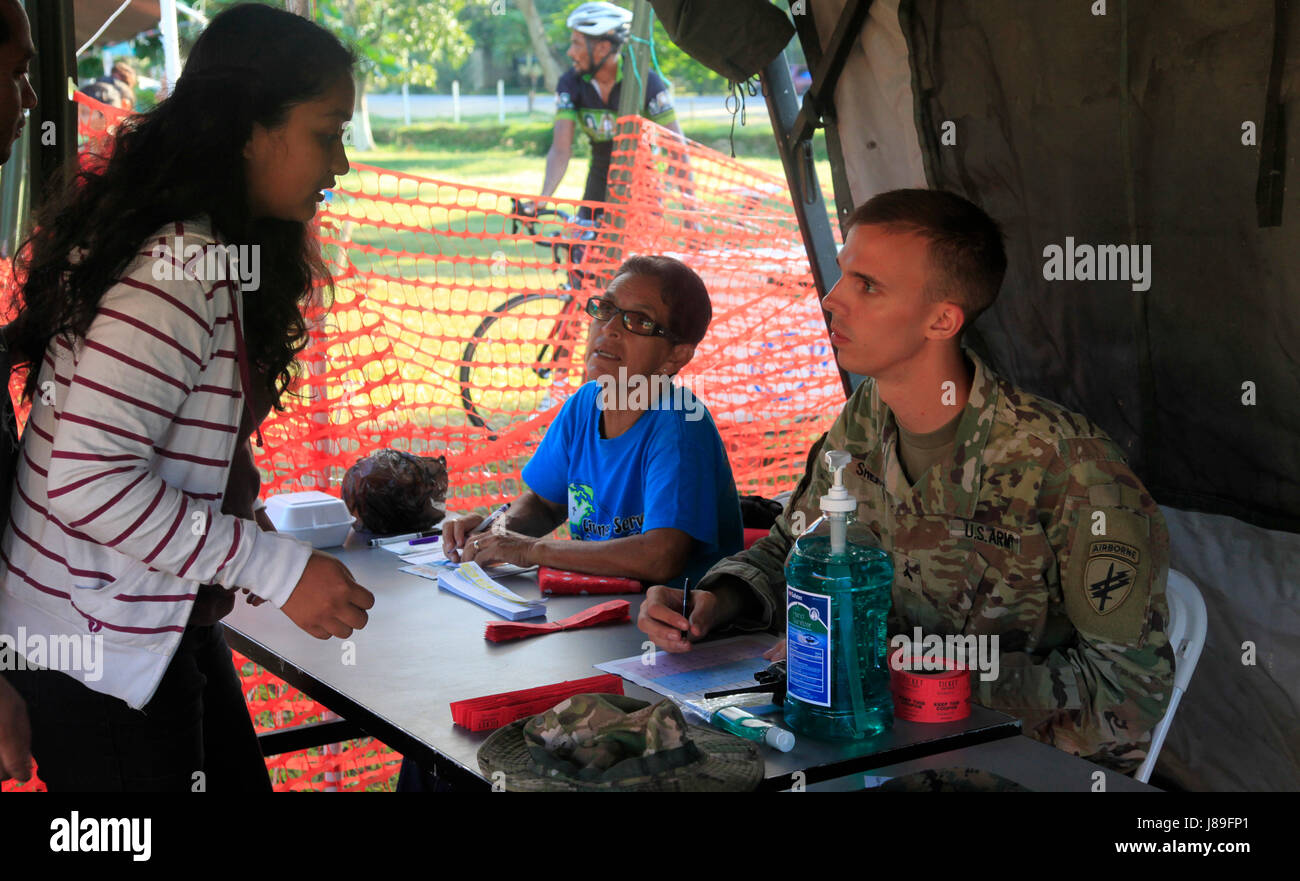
xmin=783 ymin=450 xmax=894 ymax=740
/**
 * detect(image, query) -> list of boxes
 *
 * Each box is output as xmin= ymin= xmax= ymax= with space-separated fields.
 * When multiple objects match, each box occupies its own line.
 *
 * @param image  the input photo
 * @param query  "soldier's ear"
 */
xmin=927 ymin=301 xmax=965 ymax=341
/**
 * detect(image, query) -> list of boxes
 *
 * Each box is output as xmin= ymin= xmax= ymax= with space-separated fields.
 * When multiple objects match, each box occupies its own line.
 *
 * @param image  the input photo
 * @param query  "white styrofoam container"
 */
xmin=264 ymin=491 xmax=353 ymax=549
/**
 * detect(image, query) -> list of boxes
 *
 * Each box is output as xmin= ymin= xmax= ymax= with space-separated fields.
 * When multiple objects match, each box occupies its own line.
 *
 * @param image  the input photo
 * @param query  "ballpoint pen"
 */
xmin=469 ymin=503 xmax=511 ymax=536
xmin=369 ymin=528 xmax=440 ymax=547
xmin=680 ymin=577 xmax=691 ymax=641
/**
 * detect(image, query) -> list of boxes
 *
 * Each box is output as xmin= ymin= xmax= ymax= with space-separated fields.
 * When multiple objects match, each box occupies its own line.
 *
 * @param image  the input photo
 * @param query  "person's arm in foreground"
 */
xmin=443 ymin=489 xmax=565 ymax=561
xmin=43 ymin=254 xmax=372 ymax=639
xmin=638 ymin=434 xmax=831 ymax=652
xmin=448 ymin=490 xmax=694 ymax=584
xmin=0 ymin=676 xmax=32 ymax=784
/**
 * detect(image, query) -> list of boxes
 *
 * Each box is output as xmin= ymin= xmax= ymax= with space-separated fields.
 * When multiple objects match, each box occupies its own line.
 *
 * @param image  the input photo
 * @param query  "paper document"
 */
xmin=596 ymin=635 xmax=777 ymax=705
xmin=384 ymin=536 xmax=533 ymax=576
xmin=413 ymin=561 xmax=547 ymax=621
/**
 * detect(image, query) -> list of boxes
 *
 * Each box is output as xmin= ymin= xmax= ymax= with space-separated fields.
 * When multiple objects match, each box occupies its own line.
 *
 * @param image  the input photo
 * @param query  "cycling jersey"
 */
xmin=555 ymin=61 xmax=676 ymax=204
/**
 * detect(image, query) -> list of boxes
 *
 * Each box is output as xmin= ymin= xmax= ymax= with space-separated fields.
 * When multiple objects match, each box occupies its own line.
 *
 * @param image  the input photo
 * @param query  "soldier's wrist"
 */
xmin=705 ymin=575 xmax=754 ymax=628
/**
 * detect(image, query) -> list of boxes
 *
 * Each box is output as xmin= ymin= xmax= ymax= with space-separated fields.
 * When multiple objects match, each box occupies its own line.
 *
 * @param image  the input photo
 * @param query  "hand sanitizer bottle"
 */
xmin=783 ymin=449 xmax=894 ymax=739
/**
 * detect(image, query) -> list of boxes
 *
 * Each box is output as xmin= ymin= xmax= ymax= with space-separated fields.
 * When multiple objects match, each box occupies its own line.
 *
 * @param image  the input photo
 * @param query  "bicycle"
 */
xmin=457 ymin=198 xmax=602 ymax=435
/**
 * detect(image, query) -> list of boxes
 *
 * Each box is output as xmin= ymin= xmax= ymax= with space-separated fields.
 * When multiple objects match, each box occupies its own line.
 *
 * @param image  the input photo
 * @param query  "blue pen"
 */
xmin=407 ymin=534 xmax=441 ymax=547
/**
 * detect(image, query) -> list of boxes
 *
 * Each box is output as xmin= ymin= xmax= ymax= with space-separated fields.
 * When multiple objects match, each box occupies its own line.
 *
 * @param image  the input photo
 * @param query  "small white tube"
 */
xmin=830 ymin=512 xmax=846 ymax=555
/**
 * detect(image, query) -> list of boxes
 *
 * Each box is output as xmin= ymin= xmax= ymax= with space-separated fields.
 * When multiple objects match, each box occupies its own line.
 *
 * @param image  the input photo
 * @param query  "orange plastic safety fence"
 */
xmin=233 ymin=652 xmax=401 ymax=791
xmin=1 ymin=113 xmax=840 ymax=792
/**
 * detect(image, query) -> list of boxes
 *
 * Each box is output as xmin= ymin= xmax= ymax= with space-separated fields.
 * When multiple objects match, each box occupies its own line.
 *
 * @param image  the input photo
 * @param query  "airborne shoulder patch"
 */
xmin=1083 ymin=541 xmax=1139 ymax=615
xmin=1064 ymin=508 xmax=1152 ymax=644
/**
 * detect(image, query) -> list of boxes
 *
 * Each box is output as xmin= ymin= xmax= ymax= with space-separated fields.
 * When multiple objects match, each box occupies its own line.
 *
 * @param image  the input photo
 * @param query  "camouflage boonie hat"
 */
xmin=477 ymin=693 xmax=764 ymax=792
xmin=871 ymin=767 xmax=1030 ymax=792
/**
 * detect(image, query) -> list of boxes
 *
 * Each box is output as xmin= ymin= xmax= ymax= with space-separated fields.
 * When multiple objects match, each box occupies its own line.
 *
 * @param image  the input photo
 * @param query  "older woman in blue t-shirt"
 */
xmin=445 ymin=255 xmax=743 ymax=587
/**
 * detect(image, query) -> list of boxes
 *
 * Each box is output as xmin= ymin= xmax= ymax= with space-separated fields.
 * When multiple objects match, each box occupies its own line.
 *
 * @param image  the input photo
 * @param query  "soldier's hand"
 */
xmin=637 ymin=585 xmax=719 ymax=653
xmin=763 ymin=641 xmax=787 ymax=662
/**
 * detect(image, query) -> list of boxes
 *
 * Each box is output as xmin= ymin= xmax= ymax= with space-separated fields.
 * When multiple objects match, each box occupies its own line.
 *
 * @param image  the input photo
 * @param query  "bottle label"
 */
xmin=786 ymin=586 xmax=832 ymax=707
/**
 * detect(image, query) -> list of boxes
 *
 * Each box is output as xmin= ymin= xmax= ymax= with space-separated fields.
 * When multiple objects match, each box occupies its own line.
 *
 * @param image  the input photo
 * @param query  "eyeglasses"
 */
xmin=584 ymin=296 xmax=678 ymax=341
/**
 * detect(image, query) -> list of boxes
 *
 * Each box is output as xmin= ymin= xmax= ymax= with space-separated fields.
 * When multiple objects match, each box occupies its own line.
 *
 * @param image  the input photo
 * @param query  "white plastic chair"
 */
xmin=1135 ymin=569 xmax=1208 ymax=783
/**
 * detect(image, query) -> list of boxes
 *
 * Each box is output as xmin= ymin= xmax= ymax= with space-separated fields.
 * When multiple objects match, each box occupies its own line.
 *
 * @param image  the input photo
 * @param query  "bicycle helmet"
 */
xmin=566 ymin=2 xmax=633 ymax=43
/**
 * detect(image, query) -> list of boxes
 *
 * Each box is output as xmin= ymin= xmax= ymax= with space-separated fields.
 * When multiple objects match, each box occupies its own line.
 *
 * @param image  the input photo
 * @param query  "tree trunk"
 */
xmin=352 ymin=70 xmax=375 ymax=152
xmin=517 ymin=0 xmax=564 ymax=91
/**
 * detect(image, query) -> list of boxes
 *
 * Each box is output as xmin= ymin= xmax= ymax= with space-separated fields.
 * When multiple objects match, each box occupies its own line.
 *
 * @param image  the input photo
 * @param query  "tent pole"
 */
xmin=27 ymin=0 xmax=77 ymax=214
xmin=158 ymin=0 xmax=182 ymax=96
xmin=759 ymin=57 xmax=855 ymax=396
xmin=617 ymin=0 xmax=654 ymax=118
xmin=788 ymin=0 xmax=861 ymax=232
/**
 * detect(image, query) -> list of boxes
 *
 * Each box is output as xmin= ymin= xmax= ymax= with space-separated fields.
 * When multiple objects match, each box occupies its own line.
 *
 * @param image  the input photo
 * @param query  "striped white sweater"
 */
xmin=0 ymin=219 xmax=313 ymax=709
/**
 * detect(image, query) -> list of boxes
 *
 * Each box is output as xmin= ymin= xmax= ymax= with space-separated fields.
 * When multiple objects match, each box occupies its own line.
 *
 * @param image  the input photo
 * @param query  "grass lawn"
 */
xmin=358 ymin=115 xmax=837 ymax=208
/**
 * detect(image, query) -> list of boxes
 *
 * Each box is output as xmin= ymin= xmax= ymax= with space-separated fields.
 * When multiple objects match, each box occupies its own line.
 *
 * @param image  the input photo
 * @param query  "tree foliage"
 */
xmin=466 ymin=0 xmax=727 ymax=94
xmin=317 ymin=0 xmax=474 ymax=91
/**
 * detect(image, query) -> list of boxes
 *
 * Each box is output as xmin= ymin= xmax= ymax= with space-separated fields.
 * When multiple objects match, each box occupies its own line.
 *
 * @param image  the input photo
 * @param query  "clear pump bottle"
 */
xmin=783 ymin=450 xmax=895 ymax=739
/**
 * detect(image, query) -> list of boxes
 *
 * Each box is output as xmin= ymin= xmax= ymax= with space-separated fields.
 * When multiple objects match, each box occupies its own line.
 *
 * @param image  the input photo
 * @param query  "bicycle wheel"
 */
xmin=459 ymin=292 xmax=586 ymax=435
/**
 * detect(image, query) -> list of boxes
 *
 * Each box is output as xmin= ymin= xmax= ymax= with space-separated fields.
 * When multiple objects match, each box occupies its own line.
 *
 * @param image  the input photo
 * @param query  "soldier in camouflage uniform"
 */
xmin=637 ymin=189 xmax=1174 ymax=774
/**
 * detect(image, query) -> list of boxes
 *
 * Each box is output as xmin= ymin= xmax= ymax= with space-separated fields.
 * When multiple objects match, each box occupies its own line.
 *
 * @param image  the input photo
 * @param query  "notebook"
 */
xmin=419 ymin=561 xmax=547 ymax=621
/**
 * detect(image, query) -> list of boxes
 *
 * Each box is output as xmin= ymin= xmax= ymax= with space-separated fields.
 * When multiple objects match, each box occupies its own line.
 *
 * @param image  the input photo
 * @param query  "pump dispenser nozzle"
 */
xmin=821 ymin=450 xmax=856 ymax=554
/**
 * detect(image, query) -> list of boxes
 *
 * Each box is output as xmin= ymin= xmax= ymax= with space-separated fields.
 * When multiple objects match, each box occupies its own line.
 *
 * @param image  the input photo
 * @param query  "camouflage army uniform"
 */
xmin=699 ymin=350 xmax=1175 ymax=773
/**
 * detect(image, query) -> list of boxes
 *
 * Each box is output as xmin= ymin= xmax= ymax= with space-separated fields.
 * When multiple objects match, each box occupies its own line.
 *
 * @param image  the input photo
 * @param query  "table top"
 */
xmin=804 ymin=734 xmax=1161 ymax=792
xmin=224 ymin=537 xmax=1022 ymax=790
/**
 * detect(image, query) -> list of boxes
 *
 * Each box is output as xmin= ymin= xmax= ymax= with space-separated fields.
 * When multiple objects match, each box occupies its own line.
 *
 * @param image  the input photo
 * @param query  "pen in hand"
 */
xmin=680 ymin=577 xmax=691 ymax=642
xmin=469 ymin=503 xmax=510 ymax=537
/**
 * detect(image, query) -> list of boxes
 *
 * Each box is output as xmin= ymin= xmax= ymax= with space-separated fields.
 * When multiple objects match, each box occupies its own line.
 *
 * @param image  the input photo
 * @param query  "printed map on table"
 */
xmin=597 ymin=634 xmax=777 ymax=705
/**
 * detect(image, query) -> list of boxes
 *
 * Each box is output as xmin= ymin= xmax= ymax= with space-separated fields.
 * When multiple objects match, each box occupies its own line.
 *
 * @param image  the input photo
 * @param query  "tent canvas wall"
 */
xmin=664 ymin=0 xmax=1299 ymax=791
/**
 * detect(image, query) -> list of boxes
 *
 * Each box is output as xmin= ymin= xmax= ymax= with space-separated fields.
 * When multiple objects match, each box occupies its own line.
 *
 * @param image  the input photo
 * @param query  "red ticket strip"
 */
xmin=538 ymin=566 xmax=643 ymax=595
xmin=889 ymin=657 xmax=972 ymax=723
xmin=450 ymin=673 xmax=625 ymax=732
xmin=484 ymin=599 xmax=630 ymax=643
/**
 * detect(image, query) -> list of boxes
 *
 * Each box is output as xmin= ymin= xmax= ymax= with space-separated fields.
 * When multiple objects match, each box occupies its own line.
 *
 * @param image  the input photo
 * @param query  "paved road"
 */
xmin=364 ymin=91 xmax=768 ymax=124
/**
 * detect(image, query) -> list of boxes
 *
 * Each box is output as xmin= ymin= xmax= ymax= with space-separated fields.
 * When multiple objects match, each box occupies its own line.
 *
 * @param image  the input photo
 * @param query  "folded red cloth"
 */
xmin=484 ymin=599 xmax=630 ymax=643
xmin=449 ymin=673 xmax=624 ymax=731
xmin=537 ymin=566 xmax=642 ymax=595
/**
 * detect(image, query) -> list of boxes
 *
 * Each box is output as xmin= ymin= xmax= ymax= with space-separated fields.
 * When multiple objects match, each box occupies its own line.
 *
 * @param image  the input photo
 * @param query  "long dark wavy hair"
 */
xmin=8 ymin=3 xmax=355 ymax=406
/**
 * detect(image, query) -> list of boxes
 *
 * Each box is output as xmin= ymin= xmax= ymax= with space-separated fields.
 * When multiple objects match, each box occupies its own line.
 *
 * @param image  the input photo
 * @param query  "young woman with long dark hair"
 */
xmin=0 ymin=3 xmax=374 ymax=791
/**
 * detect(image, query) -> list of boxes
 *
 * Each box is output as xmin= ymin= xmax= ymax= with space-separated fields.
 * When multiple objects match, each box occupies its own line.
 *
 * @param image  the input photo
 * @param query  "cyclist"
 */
xmin=534 ymin=2 xmax=682 ymax=223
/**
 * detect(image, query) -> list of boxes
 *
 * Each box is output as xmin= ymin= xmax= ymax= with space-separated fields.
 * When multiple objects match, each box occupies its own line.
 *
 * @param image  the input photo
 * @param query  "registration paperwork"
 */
xmin=384 ymin=535 xmax=534 ymax=577
xmin=427 ymin=562 xmax=547 ymax=621
xmin=597 ymin=634 xmax=776 ymax=707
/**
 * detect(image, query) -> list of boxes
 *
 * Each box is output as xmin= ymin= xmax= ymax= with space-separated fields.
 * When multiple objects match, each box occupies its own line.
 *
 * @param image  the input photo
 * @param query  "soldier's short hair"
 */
xmin=611 ymin=254 xmax=712 ymax=346
xmin=846 ymin=189 xmax=1006 ymax=331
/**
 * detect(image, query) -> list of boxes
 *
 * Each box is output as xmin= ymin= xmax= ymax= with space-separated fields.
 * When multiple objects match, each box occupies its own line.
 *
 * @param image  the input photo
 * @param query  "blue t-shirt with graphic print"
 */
xmin=521 ymin=380 xmax=743 ymax=587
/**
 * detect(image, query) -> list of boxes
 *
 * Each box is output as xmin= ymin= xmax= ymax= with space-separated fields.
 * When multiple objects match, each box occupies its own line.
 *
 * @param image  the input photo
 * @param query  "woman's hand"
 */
xmin=442 ymin=515 xmax=486 ymax=563
xmin=458 ymin=529 xmax=539 ymax=569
